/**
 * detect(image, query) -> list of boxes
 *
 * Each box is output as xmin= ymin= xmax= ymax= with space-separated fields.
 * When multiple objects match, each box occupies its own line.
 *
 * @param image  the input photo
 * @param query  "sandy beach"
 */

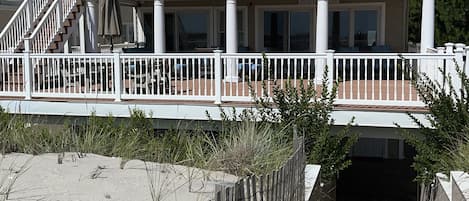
xmin=0 ymin=153 xmax=237 ymax=201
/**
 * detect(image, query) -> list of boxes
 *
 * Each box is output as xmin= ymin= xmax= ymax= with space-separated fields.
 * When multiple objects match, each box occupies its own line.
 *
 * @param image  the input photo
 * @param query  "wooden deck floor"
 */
xmin=0 ymin=76 xmax=424 ymax=112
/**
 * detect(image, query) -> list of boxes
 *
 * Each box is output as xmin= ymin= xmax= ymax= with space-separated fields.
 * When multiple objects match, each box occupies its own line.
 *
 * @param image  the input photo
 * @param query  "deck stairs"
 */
xmin=0 ymin=0 xmax=83 ymax=90
xmin=0 ymin=0 xmax=83 ymax=53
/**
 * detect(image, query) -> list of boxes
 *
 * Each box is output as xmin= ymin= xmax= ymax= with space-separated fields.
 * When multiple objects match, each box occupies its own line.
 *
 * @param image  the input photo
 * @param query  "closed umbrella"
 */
xmin=98 ymin=0 xmax=122 ymax=51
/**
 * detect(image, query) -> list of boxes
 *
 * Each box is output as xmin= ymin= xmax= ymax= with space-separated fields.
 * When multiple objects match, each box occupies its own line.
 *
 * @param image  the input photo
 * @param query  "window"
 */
xmin=354 ymin=10 xmax=378 ymax=50
xmin=165 ymin=13 xmax=175 ymax=51
xmin=177 ymin=12 xmax=209 ymax=51
xmin=328 ymin=4 xmax=384 ymax=52
xmin=328 ymin=11 xmax=350 ymax=51
xmin=262 ymin=10 xmax=312 ymax=52
xmin=264 ymin=11 xmax=288 ymax=52
xmin=163 ymin=10 xmax=210 ymax=52
xmin=289 ymin=12 xmax=311 ymax=51
xmin=162 ymin=8 xmax=247 ymax=52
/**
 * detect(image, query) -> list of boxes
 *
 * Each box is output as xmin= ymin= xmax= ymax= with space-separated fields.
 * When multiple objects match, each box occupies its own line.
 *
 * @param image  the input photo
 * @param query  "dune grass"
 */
xmin=0 ymin=106 xmax=291 ymax=177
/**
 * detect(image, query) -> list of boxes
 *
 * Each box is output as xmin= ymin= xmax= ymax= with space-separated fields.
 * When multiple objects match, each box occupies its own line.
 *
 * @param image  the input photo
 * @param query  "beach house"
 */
xmin=0 ymin=1 xmax=467 ymax=194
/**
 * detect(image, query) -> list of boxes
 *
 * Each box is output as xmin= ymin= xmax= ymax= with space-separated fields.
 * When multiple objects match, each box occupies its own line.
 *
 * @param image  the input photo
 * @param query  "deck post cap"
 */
xmin=444 ymin=42 xmax=455 ymax=47
xmin=455 ymin=43 xmax=466 ymax=48
xmin=455 ymin=44 xmax=465 ymax=53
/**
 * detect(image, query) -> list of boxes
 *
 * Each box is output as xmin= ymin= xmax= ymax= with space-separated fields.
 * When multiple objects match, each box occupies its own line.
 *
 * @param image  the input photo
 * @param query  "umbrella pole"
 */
xmin=110 ymin=36 xmax=114 ymax=52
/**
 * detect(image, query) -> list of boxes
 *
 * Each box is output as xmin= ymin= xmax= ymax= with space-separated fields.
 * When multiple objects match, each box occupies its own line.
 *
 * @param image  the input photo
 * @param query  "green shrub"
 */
xmin=398 ymin=64 xmax=469 ymax=185
xmin=250 ymin=68 xmax=358 ymax=183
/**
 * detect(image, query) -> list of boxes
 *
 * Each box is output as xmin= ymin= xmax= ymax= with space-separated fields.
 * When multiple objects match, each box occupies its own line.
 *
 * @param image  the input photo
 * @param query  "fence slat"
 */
xmin=239 ymin=179 xmax=245 ymax=201
xmin=212 ymin=137 xmax=305 ymax=201
xmin=252 ymin=176 xmax=257 ymax=201
xmin=266 ymin=174 xmax=270 ymax=201
xmin=272 ymin=170 xmax=277 ymax=201
xmin=260 ymin=175 xmax=264 ymax=201
xmin=226 ymin=187 xmax=231 ymax=201
xmin=216 ymin=191 xmax=221 ymax=201
xmin=246 ymin=177 xmax=251 ymax=201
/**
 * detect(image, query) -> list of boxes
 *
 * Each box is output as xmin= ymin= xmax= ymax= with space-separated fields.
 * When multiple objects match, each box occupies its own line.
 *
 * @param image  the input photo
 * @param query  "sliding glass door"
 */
xmin=328 ymin=5 xmax=382 ymax=52
xmin=354 ymin=10 xmax=378 ymax=50
xmin=177 ymin=12 xmax=209 ymax=52
xmin=290 ymin=12 xmax=311 ymax=51
xmin=263 ymin=11 xmax=311 ymax=52
xmin=328 ymin=11 xmax=350 ymax=51
xmin=264 ymin=11 xmax=288 ymax=52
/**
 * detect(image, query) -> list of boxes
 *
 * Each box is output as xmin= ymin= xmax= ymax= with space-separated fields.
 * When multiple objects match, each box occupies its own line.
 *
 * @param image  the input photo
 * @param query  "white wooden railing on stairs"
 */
xmin=27 ymin=0 xmax=79 ymax=53
xmin=0 ymin=0 xmax=51 ymax=53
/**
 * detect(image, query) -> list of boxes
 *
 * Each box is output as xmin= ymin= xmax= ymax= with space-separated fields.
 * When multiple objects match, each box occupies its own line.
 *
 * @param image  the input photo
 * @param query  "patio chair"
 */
xmin=33 ymin=60 xmax=65 ymax=90
xmin=128 ymin=61 xmax=169 ymax=95
xmin=238 ymin=63 xmax=262 ymax=81
xmin=61 ymin=66 xmax=85 ymax=89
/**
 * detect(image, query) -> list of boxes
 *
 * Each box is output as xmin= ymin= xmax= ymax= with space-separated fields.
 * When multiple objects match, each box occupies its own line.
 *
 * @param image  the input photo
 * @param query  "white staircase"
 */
xmin=0 ymin=0 xmax=52 ymax=53
xmin=0 ymin=0 xmax=83 ymax=53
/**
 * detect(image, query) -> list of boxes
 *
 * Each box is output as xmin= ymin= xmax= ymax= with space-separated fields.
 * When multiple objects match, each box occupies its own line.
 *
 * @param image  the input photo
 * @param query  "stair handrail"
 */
xmin=0 ymin=0 xmax=52 ymax=53
xmin=26 ymin=0 xmax=78 ymax=53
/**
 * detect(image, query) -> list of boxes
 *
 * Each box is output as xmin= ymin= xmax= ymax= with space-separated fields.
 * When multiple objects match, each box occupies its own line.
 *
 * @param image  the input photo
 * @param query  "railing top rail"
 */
xmin=223 ymin=52 xmax=328 ymax=57
xmin=0 ymin=52 xmax=459 ymax=59
xmin=335 ymin=52 xmax=455 ymax=58
xmin=119 ymin=53 xmax=214 ymax=57
xmin=120 ymin=53 xmax=214 ymax=59
xmin=0 ymin=54 xmax=28 ymax=58
xmin=29 ymin=53 xmax=115 ymax=58
xmin=0 ymin=0 xmax=28 ymax=38
xmin=27 ymin=0 xmax=59 ymax=39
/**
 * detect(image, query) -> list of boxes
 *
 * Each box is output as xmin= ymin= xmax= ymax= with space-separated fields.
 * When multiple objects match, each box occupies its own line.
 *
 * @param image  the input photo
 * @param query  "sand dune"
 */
xmin=0 ymin=153 xmax=237 ymax=201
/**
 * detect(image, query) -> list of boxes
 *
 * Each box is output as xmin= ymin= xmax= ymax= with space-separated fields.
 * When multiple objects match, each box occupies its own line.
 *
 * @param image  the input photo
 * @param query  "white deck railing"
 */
xmin=0 ymin=45 xmax=467 ymax=107
xmin=0 ymin=0 xmax=51 ymax=53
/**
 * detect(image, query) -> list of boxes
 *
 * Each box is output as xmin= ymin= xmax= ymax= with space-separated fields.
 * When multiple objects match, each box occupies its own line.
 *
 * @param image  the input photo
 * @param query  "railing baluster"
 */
xmin=401 ymin=58 xmax=405 ymax=101
xmin=386 ymin=58 xmax=390 ymax=101
xmin=394 ymin=58 xmax=398 ymax=101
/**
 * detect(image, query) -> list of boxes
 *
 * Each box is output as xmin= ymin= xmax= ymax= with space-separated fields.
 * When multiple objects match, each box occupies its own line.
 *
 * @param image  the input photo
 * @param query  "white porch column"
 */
xmin=154 ymin=0 xmax=165 ymax=53
xmin=85 ymin=0 xmax=98 ymax=52
xmin=225 ymin=0 xmax=238 ymax=82
xmin=315 ymin=0 xmax=328 ymax=53
xmin=79 ymin=13 xmax=86 ymax=53
xmin=420 ymin=0 xmax=435 ymax=53
xmin=315 ymin=0 xmax=328 ymax=83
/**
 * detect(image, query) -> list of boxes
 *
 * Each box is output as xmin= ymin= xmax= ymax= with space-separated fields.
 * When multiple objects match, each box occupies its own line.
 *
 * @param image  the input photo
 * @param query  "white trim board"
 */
xmin=0 ymin=99 xmax=429 ymax=129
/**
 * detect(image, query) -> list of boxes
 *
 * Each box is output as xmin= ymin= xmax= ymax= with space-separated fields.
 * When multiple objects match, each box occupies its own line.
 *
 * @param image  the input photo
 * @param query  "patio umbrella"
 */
xmin=98 ymin=0 xmax=122 ymax=51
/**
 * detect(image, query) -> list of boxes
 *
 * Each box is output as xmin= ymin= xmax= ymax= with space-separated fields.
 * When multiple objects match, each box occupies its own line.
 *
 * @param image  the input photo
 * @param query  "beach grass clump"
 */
xmin=0 ymin=108 xmax=68 ymax=155
xmin=440 ymin=136 xmax=469 ymax=173
xmin=207 ymin=120 xmax=292 ymax=176
xmin=73 ymin=110 xmax=154 ymax=162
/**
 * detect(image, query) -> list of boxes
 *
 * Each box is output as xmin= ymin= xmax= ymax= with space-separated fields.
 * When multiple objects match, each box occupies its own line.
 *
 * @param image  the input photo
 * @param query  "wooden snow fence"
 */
xmin=215 ymin=136 xmax=305 ymax=201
